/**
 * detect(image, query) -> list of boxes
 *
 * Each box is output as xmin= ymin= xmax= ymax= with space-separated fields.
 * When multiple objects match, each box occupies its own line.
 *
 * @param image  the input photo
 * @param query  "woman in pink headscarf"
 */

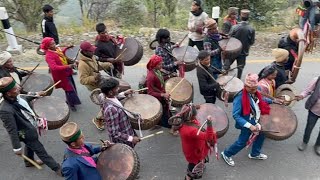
xmin=146 ymin=55 xmax=177 ymax=135
xmin=41 ymin=37 xmax=81 ymax=111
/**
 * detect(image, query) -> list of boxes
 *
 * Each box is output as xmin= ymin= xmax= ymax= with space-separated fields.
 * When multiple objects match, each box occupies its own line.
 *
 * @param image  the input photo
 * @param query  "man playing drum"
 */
xmin=171 ymin=104 xmax=217 ymax=180
xmin=225 ymin=9 xmax=255 ymax=79
xmin=0 ymin=77 xmax=62 ymax=176
xmin=187 ymin=0 xmax=208 ymax=51
xmin=100 ymin=78 xmax=141 ymax=148
xmin=296 ymin=76 xmax=320 ymax=156
xmin=221 ymin=73 xmax=270 ymax=166
xmin=196 ymin=50 xmax=222 ymax=104
xmin=222 ymin=7 xmax=238 ymax=35
xmin=94 ymin=23 xmax=123 ymax=78
xmin=203 ymin=19 xmax=227 ymax=78
xmin=155 ymin=29 xmax=183 ymax=77
xmin=78 ymin=41 xmax=112 ymax=130
xmin=60 ymin=122 xmax=112 ymax=179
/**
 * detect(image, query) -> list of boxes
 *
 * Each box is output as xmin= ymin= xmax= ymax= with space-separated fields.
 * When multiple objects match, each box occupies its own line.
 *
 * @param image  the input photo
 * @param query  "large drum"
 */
xmin=102 ymin=76 xmax=131 ymax=92
xmin=259 ymin=104 xmax=298 ymax=141
xmin=218 ymin=37 xmax=242 ymax=60
xmin=32 ymin=96 xmax=70 ymax=130
xmin=21 ymin=73 xmax=54 ymax=96
xmin=196 ymin=103 xmax=229 ymax=138
xmin=123 ymin=94 xmax=162 ymax=130
xmin=165 ymin=77 xmax=193 ymax=107
xmin=65 ymin=45 xmax=80 ymax=60
xmin=97 ymin=143 xmax=140 ymax=180
xmin=216 ymin=75 xmax=243 ymax=102
xmin=172 ymin=46 xmax=199 ymax=72
xmin=116 ymin=37 xmax=143 ymax=66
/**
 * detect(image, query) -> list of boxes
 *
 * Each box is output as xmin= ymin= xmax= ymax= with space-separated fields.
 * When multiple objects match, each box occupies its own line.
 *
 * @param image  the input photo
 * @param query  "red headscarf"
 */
xmin=147 ymin=55 xmax=163 ymax=70
xmin=41 ymin=37 xmax=54 ymax=51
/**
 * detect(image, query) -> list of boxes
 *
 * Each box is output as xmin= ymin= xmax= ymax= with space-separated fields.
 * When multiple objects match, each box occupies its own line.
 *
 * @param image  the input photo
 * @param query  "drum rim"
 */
xmin=165 ymin=77 xmax=194 ymax=107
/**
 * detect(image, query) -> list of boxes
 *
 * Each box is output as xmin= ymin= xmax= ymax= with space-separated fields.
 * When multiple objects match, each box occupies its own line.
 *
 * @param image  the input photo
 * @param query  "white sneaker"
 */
xmin=248 ymin=153 xmax=268 ymax=160
xmin=221 ymin=151 xmax=235 ymax=167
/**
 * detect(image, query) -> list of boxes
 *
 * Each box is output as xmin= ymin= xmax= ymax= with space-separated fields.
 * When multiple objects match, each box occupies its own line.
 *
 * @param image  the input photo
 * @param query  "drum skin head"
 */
xmin=97 ymin=144 xmax=140 ymax=180
xmin=65 ymin=45 xmax=80 ymax=60
xmin=165 ymin=77 xmax=193 ymax=107
xmin=21 ymin=73 xmax=54 ymax=95
xmin=115 ymin=37 xmax=143 ymax=66
xmin=196 ymin=103 xmax=229 ymax=138
xmin=259 ymin=104 xmax=298 ymax=141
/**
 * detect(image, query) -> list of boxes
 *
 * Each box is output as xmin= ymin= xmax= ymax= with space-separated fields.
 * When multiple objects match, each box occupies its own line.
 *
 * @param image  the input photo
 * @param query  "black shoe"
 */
xmin=298 ymin=142 xmax=307 ymax=151
xmin=314 ymin=146 xmax=320 ymax=156
xmin=70 ymin=106 xmax=77 ymax=112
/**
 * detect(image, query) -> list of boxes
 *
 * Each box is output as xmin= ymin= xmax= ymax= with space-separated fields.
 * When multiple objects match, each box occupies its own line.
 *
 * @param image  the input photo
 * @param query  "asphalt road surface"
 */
xmin=0 ymin=58 xmax=319 ymax=180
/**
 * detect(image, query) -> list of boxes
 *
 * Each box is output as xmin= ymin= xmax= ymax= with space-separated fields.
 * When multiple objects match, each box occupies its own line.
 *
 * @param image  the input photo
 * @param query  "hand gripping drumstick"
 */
xmin=20 ymin=63 xmax=40 ymax=87
xmin=21 ymin=155 xmax=42 ymax=170
xmin=44 ymin=80 xmax=61 ymax=94
xmin=134 ymin=87 xmax=148 ymax=92
xmin=115 ymin=48 xmax=127 ymax=61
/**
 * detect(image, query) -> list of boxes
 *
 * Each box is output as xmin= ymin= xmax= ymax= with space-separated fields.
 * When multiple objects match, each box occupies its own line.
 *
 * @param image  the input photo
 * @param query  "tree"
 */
xmin=115 ymin=0 xmax=145 ymax=27
xmin=143 ymin=0 xmax=165 ymax=27
xmin=78 ymin=0 xmax=113 ymax=21
xmin=0 ymin=0 xmax=67 ymax=32
xmin=163 ymin=0 xmax=178 ymax=24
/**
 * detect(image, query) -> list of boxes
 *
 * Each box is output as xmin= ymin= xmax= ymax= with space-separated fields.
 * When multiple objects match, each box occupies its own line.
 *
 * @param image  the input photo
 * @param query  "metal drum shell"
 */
xmin=32 ymin=96 xmax=70 ymax=130
xmin=97 ymin=143 xmax=140 ymax=180
xmin=259 ymin=104 xmax=298 ymax=141
xmin=116 ymin=38 xmax=143 ymax=66
xmin=216 ymin=75 xmax=244 ymax=102
xmin=123 ymin=94 xmax=163 ymax=130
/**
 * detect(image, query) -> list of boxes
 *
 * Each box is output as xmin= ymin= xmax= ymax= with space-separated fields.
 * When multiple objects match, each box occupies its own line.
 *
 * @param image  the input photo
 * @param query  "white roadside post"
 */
xmin=0 ymin=7 xmax=22 ymax=54
xmin=212 ymin=6 xmax=220 ymax=23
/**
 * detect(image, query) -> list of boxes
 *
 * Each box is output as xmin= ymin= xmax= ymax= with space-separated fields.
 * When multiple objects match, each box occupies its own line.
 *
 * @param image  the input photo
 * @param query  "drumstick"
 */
xmin=20 ymin=63 xmax=40 ymax=87
xmin=169 ymin=78 xmax=185 ymax=94
xmin=178 ymin=34 xmax=188 ymax=46
xmin=222 ymin=73 xmax=236 ymax=87
xmin=197 ymin=119 xmax=208 ymax=135
xmin=134 ymin=87 xmax=148 ymax=92
xmin=140 ymin=131 xmax=164 ymax=140
xmin=225 ymin=64 xmax=244 ymax=72
xmin=210 ymin=65 xmax=224 ymax=74
xmin=115 ymin=48 xmax=127 ymax=61
xmin=44 ymin=80 xmax=61 ymax=94
xmin=21 ymin=155 xmax=42 ymax=170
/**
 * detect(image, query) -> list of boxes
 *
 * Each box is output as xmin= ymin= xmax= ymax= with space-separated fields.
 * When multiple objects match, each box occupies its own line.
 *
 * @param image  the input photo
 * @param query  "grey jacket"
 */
xmin=0 ymin=97 xmax=38 ymax=150
xmin=230 ymin=21 xmax=255 ymax=56
xmin=305 ymin=77 xmax=320 ymax=110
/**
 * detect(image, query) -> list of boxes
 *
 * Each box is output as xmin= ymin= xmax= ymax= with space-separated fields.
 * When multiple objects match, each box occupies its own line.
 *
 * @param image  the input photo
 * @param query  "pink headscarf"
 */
xmin=146 ymin=55 xmax=163 ymax=70
xmin=41 ymin=37 xmax=54 ymax=51
xmin=244 ymin=73 xmax=259 ymax=87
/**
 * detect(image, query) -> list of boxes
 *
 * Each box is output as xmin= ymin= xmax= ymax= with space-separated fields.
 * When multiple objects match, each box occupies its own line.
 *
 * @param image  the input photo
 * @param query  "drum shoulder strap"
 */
xmin=184 ymin=122 xmax=205 ymax=132
xmin=82 ymin=60 xmax=99 ymax=73
xmin=63 ymin=146 xmax=93 ymax=161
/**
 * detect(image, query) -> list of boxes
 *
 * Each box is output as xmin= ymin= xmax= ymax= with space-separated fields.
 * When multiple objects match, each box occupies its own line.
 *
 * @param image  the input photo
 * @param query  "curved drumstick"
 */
xmin=178 ymin=34 xmax=188 ymax=47
xmin=21 ymin=155 xmax=42 ymax=170
xmin=20 ymin=63 xmax=40 ymax=87
xmin=134 ymin=87 xmax=148 ymax=92
xmin=44 ymin=80 xmax=61 ymax=94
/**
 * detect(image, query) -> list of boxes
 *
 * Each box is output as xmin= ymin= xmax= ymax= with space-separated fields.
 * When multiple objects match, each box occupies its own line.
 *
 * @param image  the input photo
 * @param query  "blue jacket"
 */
xmin=233 ymin=91 xmax=270 ymax=129
xmin=62 ymin=144 xmax=102 ymax=180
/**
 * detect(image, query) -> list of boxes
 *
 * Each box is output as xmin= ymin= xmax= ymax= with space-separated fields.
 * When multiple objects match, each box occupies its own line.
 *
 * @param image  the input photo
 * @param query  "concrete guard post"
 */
xmin=0 ymin=7 xmax=22 ymax=54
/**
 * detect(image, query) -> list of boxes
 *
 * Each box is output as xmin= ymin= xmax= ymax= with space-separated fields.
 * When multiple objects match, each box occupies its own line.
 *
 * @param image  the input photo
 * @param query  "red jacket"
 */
xmin=45 ymin=50 xmax=73 ymax=91
xmin=146 ymin=70 xmax=165 ymax=101
xmin=179 ymin=119 xmax=214 ymax=164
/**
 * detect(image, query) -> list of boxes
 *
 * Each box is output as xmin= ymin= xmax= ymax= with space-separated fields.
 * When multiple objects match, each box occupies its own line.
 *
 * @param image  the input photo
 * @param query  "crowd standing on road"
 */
xmin=0 ymin=1 xmax=319 ymax=180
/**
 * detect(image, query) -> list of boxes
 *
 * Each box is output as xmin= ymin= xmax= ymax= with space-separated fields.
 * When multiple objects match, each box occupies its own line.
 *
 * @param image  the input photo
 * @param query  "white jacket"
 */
xmin=188 ymin=11 xmax=208 ymax=41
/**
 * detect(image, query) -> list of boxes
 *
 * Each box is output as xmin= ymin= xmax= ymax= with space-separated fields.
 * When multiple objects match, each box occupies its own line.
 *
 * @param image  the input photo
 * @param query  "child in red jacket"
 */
xmin=170 ymin=103 xmax=217 ymax=180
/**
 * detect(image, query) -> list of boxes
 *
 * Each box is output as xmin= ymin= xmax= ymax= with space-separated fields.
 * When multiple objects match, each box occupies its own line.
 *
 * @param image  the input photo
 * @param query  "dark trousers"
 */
xmin=23 ymin=139 xmax=60 ymax=171
xmin=204 ymin=96 xmax=216 ymax=104
xmin=223 ymin=55 xmax=247 ymax=79
xmin=188 ymin=39 xmax=204 ymax=51
xmin=303 ymin=111 xmax=320 ymax=146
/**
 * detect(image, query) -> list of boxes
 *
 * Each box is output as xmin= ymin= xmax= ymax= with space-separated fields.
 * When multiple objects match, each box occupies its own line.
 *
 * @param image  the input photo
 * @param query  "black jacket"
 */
xmin=95 ymin=40 xmax=117 ymax=59
xmin=278 ymin=36 xmax=298 ymax=71
xmin=230 ymin=21 xmax=255 ymax=56
xmin=41 ymin=16 xmax=59 ymax=44
xmin=0 ymin=97 xmax=38 ymax=150
xmin=196 ymin=64 xmax=220 ymax=97
xmin=271 ymin=62 xmax=288 ymax=88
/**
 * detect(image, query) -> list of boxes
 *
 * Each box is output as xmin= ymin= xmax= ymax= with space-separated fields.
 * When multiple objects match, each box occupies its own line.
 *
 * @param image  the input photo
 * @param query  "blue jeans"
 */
xmin=299 ymin=6 xmax=316 ymax=30
xmin=210 ymin=55 xmax=222 ymax=79
xmin=224 ymin=127 xmax=265 ymax=157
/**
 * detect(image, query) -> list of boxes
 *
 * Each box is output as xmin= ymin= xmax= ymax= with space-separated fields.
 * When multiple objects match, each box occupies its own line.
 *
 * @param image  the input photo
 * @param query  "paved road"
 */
xmin=0 ymin=59 xmax=319 ymax=180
